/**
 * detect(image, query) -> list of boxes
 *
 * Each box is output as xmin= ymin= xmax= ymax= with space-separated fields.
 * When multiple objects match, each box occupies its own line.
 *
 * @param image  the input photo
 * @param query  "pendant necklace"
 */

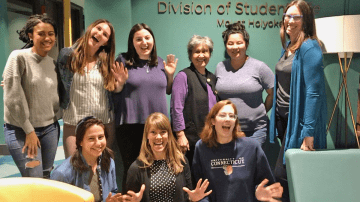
xmin=145 ymin=61 xmax=150 ymax=73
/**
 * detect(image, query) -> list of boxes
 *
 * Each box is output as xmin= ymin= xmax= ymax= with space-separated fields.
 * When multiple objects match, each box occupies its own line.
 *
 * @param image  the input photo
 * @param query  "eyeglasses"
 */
xmin=216 ymin=113 xmax=238 ymax=120
xmin=283 ymin=14 xmax=303 ymax=21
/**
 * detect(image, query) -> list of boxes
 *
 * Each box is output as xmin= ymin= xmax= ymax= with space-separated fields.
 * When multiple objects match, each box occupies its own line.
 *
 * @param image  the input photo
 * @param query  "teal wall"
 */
xmin=84 ymin=0 xmax=132 ymax=55
xmin=0 ymin=0 xmax=9 ymax=144
xmin=312 ymin=0 xmax=360 ymax=149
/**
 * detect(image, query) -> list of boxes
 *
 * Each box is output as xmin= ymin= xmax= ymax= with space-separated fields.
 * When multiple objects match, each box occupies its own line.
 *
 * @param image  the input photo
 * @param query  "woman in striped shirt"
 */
xmin=57 ymin=19 xmax=127 ymax=158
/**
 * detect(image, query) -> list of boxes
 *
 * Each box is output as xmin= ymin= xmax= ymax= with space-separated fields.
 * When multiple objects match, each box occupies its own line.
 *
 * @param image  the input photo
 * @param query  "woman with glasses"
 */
xmin=269 ymin=1 xmax=327 ymax=201
xmin=215 ymin=22 xmax=274 ymax=146
xmin=192 ymin=100 xmax=283 ymax=202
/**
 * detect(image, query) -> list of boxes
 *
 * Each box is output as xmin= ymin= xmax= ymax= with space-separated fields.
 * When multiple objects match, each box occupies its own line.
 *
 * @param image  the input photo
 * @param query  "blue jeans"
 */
xmin=243 ymin=126 xmax=267 ymax=146
xmin=4 ymin=121 xmax=60 ymax=178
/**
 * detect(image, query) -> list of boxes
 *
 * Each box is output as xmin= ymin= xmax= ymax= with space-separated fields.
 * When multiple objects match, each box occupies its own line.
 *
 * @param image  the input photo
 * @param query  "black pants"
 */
xmin=274 ymin=113 xmax=290 ymax=202
xmin=116 ymin=124 xmax=144 ymax=193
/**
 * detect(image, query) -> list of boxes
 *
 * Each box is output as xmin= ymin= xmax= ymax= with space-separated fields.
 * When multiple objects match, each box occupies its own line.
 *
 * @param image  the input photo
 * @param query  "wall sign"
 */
xmin=158 ymin=1 xmax=320 ymax=30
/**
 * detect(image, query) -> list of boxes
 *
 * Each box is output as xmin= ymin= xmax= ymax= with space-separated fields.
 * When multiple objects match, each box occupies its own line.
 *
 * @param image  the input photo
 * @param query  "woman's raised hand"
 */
xmin=183 ymin=178 xmax=212 ymax=202
xmin=163 ymin=54 xmax=178 ymax=77
xmin=112 ymin=61 xmax=128 ymax=92
xmin=255 ymin=179 xmax=283 ymax=202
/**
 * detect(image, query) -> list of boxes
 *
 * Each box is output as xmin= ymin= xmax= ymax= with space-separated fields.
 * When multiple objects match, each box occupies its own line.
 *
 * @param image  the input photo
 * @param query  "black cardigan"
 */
xmin=125 ymin=158 xmax=192 ymax=202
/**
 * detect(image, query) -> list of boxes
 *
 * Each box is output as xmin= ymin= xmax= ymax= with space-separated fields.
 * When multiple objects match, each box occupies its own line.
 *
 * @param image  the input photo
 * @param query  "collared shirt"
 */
xmin=56 ymin=47 xmax=114 ymax=116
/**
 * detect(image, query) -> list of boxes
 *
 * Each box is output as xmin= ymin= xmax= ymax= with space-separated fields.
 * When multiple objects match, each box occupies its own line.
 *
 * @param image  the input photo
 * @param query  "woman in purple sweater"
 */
xmin=170 ymin=35 xmax=217 ymax=168
xmin=112 ymin=23 xmax=178 ymax=189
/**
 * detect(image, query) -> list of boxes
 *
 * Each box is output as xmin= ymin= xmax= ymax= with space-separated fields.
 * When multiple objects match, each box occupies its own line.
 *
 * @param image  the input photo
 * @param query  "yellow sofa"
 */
xmin=0 ymin=177 xmax=94 ymax=202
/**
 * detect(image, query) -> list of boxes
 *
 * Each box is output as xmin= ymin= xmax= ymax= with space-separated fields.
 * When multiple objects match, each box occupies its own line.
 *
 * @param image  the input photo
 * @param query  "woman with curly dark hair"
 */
xmin=3 ymin=14 xmax=60 ymax=178
xmin=215 ymin=22 xmax=274 ymax=146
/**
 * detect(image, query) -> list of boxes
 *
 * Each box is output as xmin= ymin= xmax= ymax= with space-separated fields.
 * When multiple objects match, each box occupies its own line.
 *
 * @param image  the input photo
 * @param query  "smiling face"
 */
xmin=133 ymin=29 xmax=154 ymax=60
xmin=284 ymin=5 xmax=303 ymax=41
xmin=28 ymin=22 xmax=56 ymax=57
xmin=147 ymin=126 xmax=168 ymax=160
xmin=191 ymin=43 xmax=210 ymax=70
xmin=88 ymin=22 xmax=111 ymax=53
xmin=80 ymin=124 xmax=106 ymax=161
xmin=226 ymin=33 xmax=247 ymax=60
xmin=212 ymin=104 xmax=237 ymax=144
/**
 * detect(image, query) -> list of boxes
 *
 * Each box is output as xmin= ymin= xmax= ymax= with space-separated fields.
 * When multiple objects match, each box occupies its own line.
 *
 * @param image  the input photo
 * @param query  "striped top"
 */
xmin=63 ymin=63 xmax=113 ymax=125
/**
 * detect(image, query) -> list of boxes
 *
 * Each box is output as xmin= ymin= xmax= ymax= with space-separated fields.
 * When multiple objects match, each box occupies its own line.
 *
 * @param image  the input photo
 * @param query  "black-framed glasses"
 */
xmin=283 ymin=13 xmax=303 ymax=21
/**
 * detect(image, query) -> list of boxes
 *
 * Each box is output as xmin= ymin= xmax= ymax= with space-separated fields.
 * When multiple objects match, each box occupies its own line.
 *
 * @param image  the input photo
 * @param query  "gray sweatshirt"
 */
xmin=3 ymin=48 xmax=60 ymax=134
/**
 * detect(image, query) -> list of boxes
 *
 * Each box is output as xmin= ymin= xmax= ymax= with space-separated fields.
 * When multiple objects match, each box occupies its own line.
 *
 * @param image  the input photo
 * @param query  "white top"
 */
xmin=63 ymin=63 xmax=113 ymax=125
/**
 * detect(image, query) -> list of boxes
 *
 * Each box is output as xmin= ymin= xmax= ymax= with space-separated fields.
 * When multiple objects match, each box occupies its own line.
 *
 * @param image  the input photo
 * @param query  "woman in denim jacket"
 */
xmin=51 ymin=116 xmax=122 ymax=202
xmin=57 ymin=19 xmax=127 ymax=158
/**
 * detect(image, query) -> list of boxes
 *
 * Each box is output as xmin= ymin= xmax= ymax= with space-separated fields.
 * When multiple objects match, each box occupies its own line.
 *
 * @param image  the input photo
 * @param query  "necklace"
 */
xmin=96 ymin=168 xmax=103 ymax=200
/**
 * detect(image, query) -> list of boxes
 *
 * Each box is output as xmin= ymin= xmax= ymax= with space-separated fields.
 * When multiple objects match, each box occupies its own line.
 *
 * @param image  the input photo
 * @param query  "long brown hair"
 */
xmin=69 ymin=19 xmax=116 ymax=91
xmin=71 ymin=116 xmax=114 ymax=173
xmin=124 ymin=23 xmax=158 ymax=67
xmin=200 ymin=100 xmax=245 ymax=148
xmin=138 ymin=113 xmax=185 ymax=175
xmin=280 ymin=0 xmax=319 ymax=52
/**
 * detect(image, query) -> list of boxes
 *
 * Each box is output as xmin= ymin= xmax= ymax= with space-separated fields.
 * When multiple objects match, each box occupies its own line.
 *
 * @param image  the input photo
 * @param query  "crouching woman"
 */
xmin=51 ymin=116 xmax=122 ymax=202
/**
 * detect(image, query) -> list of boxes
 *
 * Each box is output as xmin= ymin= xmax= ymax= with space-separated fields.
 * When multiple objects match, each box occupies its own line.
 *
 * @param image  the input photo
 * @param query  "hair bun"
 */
xmin=225 ymin=21 xmax=245 ymax=31
xmin=17 ymin=30 xmax=30 ymax=43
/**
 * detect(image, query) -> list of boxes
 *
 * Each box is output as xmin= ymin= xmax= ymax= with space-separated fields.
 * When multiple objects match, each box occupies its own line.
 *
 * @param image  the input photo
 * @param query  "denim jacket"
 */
xmin=56 ymin=46 xmax=113 ymax=110
xmin=50 ymin=151 xmax=118 ymax=202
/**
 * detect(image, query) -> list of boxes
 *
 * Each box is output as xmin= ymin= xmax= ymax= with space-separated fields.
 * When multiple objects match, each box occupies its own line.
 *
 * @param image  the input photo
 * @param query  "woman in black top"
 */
xmin=123 ymin=112 xmax=211 ymax=202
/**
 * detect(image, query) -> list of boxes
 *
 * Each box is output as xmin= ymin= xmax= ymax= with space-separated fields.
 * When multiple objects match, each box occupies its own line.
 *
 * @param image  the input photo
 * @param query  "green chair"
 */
xmin=285 ymin=149 xmax=360 ymax=202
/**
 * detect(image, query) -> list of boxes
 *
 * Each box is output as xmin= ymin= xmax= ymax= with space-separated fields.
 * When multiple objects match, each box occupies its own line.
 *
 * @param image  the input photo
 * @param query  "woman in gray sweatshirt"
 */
xmin=3 ymin=14 xmax=60 ymax=178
